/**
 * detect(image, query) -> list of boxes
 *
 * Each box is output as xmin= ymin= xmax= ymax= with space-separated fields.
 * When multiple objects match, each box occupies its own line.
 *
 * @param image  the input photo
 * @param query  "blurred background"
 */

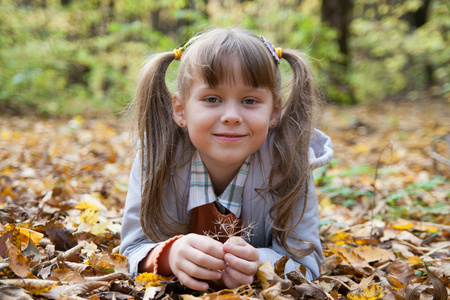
xmin=0 ymin=0 xmax=448 ymax=116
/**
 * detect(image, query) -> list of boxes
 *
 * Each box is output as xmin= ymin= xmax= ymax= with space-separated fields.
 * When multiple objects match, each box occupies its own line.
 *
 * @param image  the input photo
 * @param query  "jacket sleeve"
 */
xmin=119 ymin=153 xmax=159 ymax=275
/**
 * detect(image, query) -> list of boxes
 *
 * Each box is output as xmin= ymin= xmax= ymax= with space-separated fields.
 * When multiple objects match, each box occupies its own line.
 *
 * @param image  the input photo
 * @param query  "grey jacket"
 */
xmin=120 ymin=129 xmax=333 ymax=280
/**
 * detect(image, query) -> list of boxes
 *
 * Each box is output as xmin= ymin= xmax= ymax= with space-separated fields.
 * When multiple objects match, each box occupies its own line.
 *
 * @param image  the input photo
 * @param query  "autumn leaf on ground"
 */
xmin=353 ymin=245 xmax=395 ymax=262
xmin=347 ymin=284 xmax=384 ymax=300
xmin=7 ymin=240 xmax=30 ymax=278
xmin=327 ymin=244 xmax=372 ymax=269
xmin=135 ymin=272 xmax=172 ymax=289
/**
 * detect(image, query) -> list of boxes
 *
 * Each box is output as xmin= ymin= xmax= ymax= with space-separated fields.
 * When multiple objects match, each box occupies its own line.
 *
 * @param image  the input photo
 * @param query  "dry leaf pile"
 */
xmin=0 ymin=101 xmax=448 ymax=299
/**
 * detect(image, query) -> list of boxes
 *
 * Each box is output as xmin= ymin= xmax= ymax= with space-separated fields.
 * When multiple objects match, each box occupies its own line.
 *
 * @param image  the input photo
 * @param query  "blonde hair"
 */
xmin=129 ymin=28 xmax=318 ymax=257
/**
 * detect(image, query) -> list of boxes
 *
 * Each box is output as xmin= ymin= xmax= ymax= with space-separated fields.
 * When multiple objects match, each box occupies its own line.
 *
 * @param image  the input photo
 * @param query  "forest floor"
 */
xmin=0 ymin=100 xmax=449 ymax=299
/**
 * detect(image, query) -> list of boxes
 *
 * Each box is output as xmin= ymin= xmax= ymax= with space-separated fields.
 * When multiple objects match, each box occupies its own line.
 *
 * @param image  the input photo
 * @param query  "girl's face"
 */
xmin=173 ymin=64 xmax=281 ymax=179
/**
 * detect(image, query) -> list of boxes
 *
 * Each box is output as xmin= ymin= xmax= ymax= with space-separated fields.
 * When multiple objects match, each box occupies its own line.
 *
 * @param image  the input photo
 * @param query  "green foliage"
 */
xmin=383 ymin=176 xmax=449 ymax=222
xmin=316 ymin=158 xmax=449 ymax=222
xmin=349 ymin=0 xmax=449 ymax=102
xmin=1 ymin=0 xmax=448 ymax=115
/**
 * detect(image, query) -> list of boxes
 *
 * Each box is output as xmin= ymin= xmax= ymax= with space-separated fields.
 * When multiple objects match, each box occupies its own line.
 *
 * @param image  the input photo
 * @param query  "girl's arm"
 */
xmin=119 ymin=153 xmax=160 ymax=275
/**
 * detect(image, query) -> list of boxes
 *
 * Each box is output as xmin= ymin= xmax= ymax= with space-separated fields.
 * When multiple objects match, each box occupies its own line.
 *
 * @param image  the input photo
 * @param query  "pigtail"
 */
xmin=269 ymin=49 xmax=317 ymax=257
xmin=131 ymin=52 xmax=185 ymax=242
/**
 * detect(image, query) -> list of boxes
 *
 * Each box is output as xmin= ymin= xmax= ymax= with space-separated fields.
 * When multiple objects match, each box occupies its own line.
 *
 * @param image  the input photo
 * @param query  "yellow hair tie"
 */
xmin=173 ymin=49 xmax=183 ymax=61
xmin=275 ymin=47 xmax=283 ymax=60
xmin=173 ymin=34 xmax=202 ymax=61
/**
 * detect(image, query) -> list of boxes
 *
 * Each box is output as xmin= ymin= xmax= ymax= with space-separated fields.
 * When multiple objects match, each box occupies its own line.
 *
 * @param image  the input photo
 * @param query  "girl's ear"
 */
xmin=270 ymin=97 xmax=282 ymax=127
xmin=172 ymin=92 xmax=187 ymax=127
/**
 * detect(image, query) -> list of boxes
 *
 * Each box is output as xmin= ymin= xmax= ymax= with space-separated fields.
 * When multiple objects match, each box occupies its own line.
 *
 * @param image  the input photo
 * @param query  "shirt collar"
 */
xmin=187 ymin=150 xmax=250 ymax=217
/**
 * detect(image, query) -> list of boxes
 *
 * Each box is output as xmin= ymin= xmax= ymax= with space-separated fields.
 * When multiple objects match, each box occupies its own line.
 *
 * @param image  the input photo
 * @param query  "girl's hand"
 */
xmin=168 ymin=234 xmax=227 ymax=291
xmin=222 ymin=237 xmax=259 ymax=288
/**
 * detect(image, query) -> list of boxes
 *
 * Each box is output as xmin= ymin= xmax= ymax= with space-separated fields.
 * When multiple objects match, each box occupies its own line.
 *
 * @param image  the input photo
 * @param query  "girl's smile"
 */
xmin=173 ymin=65 xmax=280 ymax=191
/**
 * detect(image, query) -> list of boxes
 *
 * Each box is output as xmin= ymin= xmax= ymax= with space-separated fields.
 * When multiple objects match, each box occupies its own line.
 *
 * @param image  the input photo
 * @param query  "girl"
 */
xmin=120 ymin=28 xmax=333 ymax=291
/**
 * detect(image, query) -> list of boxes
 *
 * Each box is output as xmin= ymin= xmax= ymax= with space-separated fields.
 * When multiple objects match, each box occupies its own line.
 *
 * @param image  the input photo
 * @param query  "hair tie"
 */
xmin=260 ymin=35 xmax=282 ymax=64
xmin=173 ymin=34 xmax=202 ymax=61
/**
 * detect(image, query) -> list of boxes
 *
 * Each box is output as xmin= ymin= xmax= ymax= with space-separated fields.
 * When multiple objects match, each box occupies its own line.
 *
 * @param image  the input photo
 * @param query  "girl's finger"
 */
xmin=223 ymin=238 xmax=259 ymax=262
xmin=176 ymin=270 xmax=210 ymax=291
xmin=221 ymin=268 xmax=242 ymax=289
xmin=175 ymin=257 xmax=223 ymax=281
xmin=224 ymin=252 xmax=258 ymax=275
xmin=188 ymin=234 xmax=225 ymax=259
xmin=224 ymin=265 xmax=254 ymax=286
xmin=188 ymin=249 xmax=227 ymax=271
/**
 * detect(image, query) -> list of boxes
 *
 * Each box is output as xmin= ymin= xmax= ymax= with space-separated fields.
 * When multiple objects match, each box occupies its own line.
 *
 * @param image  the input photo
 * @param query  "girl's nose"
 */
xmin=220 ymin=103 xmax=243 ymax=125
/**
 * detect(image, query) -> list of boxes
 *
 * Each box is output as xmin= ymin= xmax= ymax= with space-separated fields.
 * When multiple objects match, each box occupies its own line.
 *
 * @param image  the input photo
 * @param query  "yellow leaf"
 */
xmin=392 ymin=219 xmax=414 ymax=230
xmin=76 ymin=202 xmax=101 ymax=211
xmin=5 ymin=224 xmax=15 ymax=231
xmin=19 ymin=228 xmax=44 ymax=246
xmin=135 ymin=272 xmax=170 ymax=289
xmin=327 ymin=231 xmax=351 ymax=245
xmin=387 ymin=275 xmax=406 ymax=290
xmin=347 ymin=284 xmax=384 ymax=300
xmin=80 ymin=209 xmax=99 ymax=225
xmin=407 ymin=256 xmax=424 ymax=266
xmin=91 ymin=221 xmax=109 ymax=236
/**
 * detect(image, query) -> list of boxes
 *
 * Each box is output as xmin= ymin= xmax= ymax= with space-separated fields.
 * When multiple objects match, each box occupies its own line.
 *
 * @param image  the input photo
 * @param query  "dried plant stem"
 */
xmin=204 ymin=215 xmax=256 ymax=241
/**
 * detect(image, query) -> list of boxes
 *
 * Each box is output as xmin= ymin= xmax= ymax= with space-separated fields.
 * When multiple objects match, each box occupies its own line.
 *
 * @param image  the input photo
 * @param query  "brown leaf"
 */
xmin=52 ymin=269 xmax=84 ymax=284
xmin=256 ymin=261 xmax=282 ymax=290
xmin=405 ymin=284 xmax=432 ymax=300
xmin=353 ymin=245 xmax=395 ymax=262
xmin=259 ymin=282 xmax=292 ymax=300
xmin=320 ymin=254 xmax=343 ymax=275
xmin=388 ymin=261 xmax=415 ymax=284
xmin=7 ymin=240 xmax=30 ymax=278
xmin=44 ymin=220 xmax=78 ymax=251
xmin=0 ymin=279 xmax=58 ymax=295
xmin=0 ymin=231 xmax=12 ymax=258
xmin=63 ymin=281 xmax=109 ymax=296
xmin=108 ymin=253 xmax=129 ymax=273
xmin=294 ymin=283 xmax=328 ymax=300
xmin=424 ymin=264 xmax=448 ymax=300
xmin=0 ymin=286 xmax=33 ymax=300
xmin=327 ymin=245 xmax=372 ymax=269
xmin=274 ymin=255 xmax=289 ymax=277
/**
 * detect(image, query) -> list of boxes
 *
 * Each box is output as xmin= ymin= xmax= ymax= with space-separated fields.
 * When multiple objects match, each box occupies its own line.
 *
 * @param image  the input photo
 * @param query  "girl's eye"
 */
xmin=243 ymin=98 xmax=258 ymax=105
xmin=204 ymin=97 xmax=220 ymax=104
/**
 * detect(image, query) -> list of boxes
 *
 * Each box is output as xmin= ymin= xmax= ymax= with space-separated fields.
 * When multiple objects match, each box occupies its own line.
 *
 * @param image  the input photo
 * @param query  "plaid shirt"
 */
xmin=187 ymin=150 xmax=251 ymax=218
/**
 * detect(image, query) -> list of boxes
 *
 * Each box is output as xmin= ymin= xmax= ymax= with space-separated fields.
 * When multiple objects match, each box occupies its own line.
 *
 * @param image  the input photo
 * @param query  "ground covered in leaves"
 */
xmin=0 ymin=101 xmax=449 ymax=300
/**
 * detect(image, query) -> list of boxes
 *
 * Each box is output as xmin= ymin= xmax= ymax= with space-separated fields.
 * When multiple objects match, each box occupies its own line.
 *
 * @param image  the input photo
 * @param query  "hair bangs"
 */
xmin=178 ymin=29 xmax=280 ymax=98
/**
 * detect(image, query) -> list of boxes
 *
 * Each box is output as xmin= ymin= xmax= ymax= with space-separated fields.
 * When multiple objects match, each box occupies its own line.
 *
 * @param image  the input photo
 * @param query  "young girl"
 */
xmin=120 ymin=28 xmax=333 ymax=291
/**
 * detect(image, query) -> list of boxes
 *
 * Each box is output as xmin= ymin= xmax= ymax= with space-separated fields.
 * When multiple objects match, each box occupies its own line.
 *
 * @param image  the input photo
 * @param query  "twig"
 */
xmin=370 ymin=141 xmax=393 ymax=246
xmin=420 ymin=243 xmax=450 ymax=259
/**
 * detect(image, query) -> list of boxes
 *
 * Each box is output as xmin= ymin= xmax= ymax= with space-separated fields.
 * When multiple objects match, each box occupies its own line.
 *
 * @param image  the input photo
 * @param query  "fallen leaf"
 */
xmin=347 ymin=284 xmax=384 ymax=300
xmin=0 ymin=279 xmax=58 ymax=295
xmin=0 ymin=286 xmax=33 ymax=300
xmin=135 ymin=272 xmax=171 ymax=289
xmin=274 ymin=255 xmax=289 ymax=277
xmin=327 ymin=245 xmax=372 ymax=269
xmin=424 ymin=264 xmax=448 ymax=300
xmin=7 ymin=240 xmax=30 ymax=278
xmin=353 ymin=245 xmax=395 ymax=262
